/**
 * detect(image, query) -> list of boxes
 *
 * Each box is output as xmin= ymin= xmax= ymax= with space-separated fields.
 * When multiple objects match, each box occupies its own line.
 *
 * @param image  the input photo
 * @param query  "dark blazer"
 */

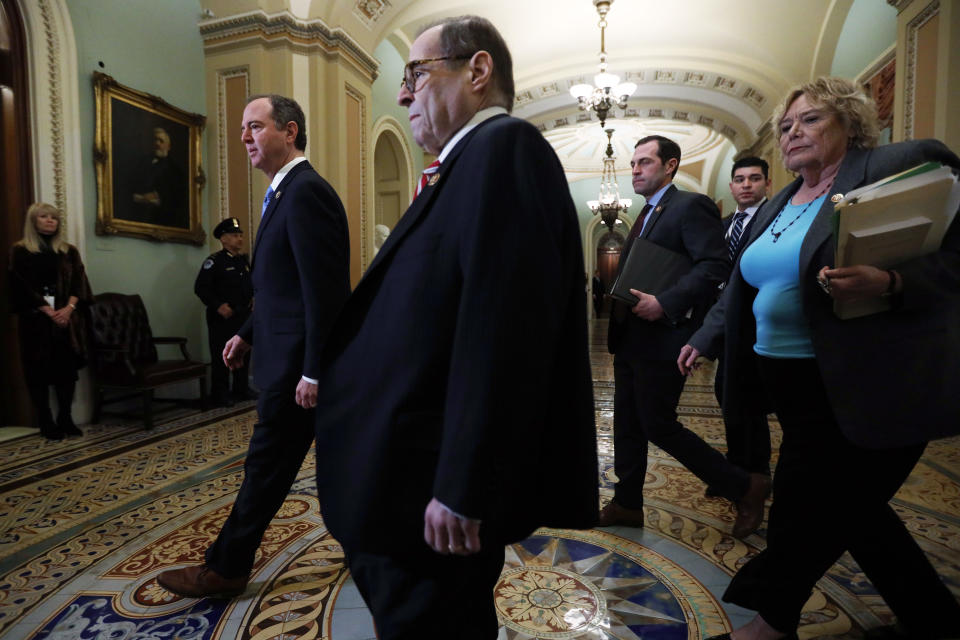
xmin=237 ymin=160 xmax=350 ymax=395
xmin=608 ymin=185 xmax=729 ymax=359
xmin=689 ymin=139 xmax=960 ymax=448
xmin=314 ymin=115 xmax=598 ymax=553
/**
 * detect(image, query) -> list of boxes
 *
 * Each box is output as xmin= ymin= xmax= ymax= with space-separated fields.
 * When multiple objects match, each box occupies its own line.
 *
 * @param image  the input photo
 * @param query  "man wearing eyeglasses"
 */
xmin=313 ymin=15 xmax=598 ymax=639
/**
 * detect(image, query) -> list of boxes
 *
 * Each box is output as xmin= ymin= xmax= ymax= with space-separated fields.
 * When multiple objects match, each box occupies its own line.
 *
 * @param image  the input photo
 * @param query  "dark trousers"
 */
xmin=207 ymin=313 xmax=250 ymax=400
xmin=715 ymin=358 xmax=771 ymax=475
xmin=205 ymin=390 xmax=314 ymax=578
xmin=612 ymin=355 xmax=750 ymax=507
xmin=27 ymin=381 xmax=75 ymax=427
xmin=724 ymin=357 xmax=960 ymax=635
xmin=347 ymin=543 xmax=505 ymax=640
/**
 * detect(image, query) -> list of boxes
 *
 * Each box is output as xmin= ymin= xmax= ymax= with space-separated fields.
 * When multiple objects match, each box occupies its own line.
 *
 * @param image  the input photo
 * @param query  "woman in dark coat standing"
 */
xmin=9 ymin=202 xmax=93 ymax=440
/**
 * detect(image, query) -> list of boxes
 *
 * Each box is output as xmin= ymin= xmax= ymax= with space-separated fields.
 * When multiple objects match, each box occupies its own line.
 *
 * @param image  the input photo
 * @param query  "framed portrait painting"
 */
xmin=93 ymin=72 xmax=206 ymax=244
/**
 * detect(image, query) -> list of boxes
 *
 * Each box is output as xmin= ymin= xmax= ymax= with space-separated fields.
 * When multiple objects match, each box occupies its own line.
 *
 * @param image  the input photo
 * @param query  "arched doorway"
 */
xmin=1 ymin=0 xmax=34 ymax=426
xmin=595 ymin=229 xmax=625 ymax=318
xmin=373 ymin=127 xmax=410 ymax=257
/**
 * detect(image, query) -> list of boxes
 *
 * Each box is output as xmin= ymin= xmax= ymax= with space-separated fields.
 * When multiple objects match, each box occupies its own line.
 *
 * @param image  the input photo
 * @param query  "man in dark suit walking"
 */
xmin=600 ymin=135 xmax=770 ymax=538
xmin=706 ymin=157 xmax=773 ymax=496
xmin=314 ymin=15 xmax=597 ymax=639
xmin=158 ymin=94 xmax=350 ymax=598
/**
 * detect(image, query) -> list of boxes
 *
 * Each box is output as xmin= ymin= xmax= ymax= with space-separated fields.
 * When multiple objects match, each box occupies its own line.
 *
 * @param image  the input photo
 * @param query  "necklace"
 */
xmin=768 ymin=182 xmax=832 ymax=243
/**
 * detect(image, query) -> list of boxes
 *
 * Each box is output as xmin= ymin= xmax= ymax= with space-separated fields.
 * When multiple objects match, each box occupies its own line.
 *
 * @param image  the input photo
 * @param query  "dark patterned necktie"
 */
xmin=621 ymin=203 xmax=652 ymax=263
xmin=727 ymin=210 xmax=748 ymax=261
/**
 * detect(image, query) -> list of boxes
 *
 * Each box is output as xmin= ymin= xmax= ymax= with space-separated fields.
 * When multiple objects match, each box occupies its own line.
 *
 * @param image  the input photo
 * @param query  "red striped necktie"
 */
xmin=414 ymin=160 xmax=441 ymax=200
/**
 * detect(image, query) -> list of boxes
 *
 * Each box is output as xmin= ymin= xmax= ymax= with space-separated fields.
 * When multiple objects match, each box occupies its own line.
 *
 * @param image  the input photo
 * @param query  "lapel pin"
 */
xmin=654 ymin=205 xmax=662 ymax=213
xmin=427 ymin=174 xmax=440 ymax=187
xmin=830 ymin=193 xmax=843 ymax=203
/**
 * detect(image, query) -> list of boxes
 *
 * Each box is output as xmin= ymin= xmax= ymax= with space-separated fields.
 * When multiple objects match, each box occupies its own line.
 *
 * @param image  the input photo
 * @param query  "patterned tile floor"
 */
xmin=0 ymin=319 xmax=957 ymax=639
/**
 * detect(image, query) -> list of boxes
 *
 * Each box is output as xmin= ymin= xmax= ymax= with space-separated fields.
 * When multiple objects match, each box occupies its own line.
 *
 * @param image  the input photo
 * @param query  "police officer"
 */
xmin=195 ymin=217 xmax=254 ymax=406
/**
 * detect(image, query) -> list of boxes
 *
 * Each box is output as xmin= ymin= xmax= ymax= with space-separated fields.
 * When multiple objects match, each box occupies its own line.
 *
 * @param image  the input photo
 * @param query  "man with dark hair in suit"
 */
xmin=158 ymin=94 xmax=350 ymax=598
xmin=313 ymin=15 xmax=598 ymax=639
xmin=599 ymin=135 xmax=771 ymax=538
xmin=705 ymin=157 xmax=773 ymax=497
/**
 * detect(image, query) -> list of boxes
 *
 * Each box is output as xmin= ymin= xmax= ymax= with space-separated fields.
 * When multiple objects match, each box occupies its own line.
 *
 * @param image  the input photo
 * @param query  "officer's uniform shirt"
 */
xmin=194 ymin=249 xmax=253 ymax=320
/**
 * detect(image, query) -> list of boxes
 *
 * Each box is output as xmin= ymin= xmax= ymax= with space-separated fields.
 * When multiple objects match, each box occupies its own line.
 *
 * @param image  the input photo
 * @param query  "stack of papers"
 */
xmin=832 ymin=162 xmax=960 ymax=319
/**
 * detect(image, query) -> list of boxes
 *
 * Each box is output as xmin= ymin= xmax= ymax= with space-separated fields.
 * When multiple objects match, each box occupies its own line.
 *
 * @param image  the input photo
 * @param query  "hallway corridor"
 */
xmin=0 ymin=320 xmax=957 ymax=639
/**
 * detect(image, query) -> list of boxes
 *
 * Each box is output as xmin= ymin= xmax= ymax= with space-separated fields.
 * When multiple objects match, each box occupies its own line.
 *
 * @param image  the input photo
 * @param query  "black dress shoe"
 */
xmin=597 ymin=501 xmax=644 ymax=528
xmin=210 ymin=394 xmax=235 ymax=408
xmin=732 ymin=472 xmax=771 ymax=538
xmin=39 ymin=417 xmax=64 ymax=441
xmin=58 ymin=416 xmax=83 ymax=437
xmin=704 ymin=485 xmax=723 ymax=498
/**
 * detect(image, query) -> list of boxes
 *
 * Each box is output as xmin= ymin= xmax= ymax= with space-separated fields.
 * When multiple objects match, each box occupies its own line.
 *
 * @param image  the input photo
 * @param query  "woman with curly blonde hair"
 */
xmin=680 ymin=77 xmax=960 ymax=640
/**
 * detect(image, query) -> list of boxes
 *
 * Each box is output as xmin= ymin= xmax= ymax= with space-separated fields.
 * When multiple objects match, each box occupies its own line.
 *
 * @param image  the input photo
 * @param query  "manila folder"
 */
xmin=609 ymin=237 xmax=693 ymax=305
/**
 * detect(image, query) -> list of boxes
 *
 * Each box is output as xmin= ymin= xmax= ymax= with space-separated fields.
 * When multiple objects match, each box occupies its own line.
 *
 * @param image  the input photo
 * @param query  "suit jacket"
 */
xmin=723 ymin=200 xmax=765 ymax=264
xmin=607 ymin=185 xmax=729 ymax=360
xmin=237 ymin=161 xmax=350 ymax=398
xmin=314 ymin=115 xmax=598 ymax=552
xmin=689 ymin=139 xmax=960 ymax=448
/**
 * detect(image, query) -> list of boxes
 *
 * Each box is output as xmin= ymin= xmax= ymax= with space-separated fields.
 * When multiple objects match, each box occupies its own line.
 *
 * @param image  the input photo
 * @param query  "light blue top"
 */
xmin=739 ymin=194 xmax=827 ymax=358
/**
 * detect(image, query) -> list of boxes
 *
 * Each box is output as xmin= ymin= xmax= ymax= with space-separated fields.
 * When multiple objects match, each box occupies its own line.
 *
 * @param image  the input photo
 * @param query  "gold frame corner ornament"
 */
xmin=93 ymin=71 xmax=207 ymax=245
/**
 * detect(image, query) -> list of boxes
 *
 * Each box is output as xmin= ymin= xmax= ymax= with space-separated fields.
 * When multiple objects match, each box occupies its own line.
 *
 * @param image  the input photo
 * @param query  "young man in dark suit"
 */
xmin=600 ymin=135 xmax=770 ymax=538
xmin=158 ymin=94 xmax=350 ymax=598
xmin=706 ymin=157 xmax=773 ymax=496
xmin=313 ymin=15 xmax=597 ymax=639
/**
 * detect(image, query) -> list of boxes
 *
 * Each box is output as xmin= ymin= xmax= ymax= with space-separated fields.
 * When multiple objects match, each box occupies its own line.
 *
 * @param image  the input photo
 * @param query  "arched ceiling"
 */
xmin=202 ymin=0 xmax=857 ymax=177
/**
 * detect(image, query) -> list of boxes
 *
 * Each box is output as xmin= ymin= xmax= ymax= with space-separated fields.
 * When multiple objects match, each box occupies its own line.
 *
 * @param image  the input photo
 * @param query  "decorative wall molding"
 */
xmin=345 ymin=83 xmax=369 ymax=269
xmin=19 ymin=0 xmax=86 ymax=253
xmin=887 ymin=0 xmax=915 ymax=11
xmin=903 ymin=0 xmax=939 ymax=139
xmin=216 ymin=67 xmax=251 ymax=232
xmin=199 ymin=11 xmax=379 ymax=82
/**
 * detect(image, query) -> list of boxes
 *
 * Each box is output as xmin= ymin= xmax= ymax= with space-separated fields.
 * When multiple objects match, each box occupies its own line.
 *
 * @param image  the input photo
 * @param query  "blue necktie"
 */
xmin=261 ymin=186 xmax=274 ymax=218
xmin=728 ymin=211 xmax=747 ymax=261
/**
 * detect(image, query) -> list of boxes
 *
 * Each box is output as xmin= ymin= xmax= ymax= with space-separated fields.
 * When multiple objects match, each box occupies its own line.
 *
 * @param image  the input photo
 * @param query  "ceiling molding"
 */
xmin=200 ymin=10 xmax=380 ymax=81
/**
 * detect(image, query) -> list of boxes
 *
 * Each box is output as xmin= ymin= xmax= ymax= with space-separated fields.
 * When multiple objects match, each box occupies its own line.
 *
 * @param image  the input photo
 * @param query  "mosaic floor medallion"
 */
xmin=495 ymin=530 xmax=727 ymax=639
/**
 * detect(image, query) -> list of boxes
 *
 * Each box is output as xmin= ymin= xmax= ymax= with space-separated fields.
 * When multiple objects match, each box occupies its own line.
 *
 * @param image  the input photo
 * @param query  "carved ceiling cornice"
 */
xmin=534 ymin=105 xmax=743 ymax=144
xmin=517 ymin=68 xmax=767 ymax=112
xmin=200 ymin=11 xmax=379 ymax=82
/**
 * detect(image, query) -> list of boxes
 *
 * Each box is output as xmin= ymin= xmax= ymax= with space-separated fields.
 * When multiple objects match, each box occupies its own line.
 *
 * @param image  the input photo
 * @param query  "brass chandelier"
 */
xmin=587 ymin=128 xmax=632 ymax=230
xmin=569 ymin=0 xmax=636 ymax=128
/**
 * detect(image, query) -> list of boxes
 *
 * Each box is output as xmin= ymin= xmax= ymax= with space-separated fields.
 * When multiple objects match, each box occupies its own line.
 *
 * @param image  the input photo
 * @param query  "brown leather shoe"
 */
xmin=157 ymin=564 xmax=247 ymax=598
xmin=732 ymin=473 xmax=771 ymax=538
xmin=597 ymin=501 xmax=644 ymax=528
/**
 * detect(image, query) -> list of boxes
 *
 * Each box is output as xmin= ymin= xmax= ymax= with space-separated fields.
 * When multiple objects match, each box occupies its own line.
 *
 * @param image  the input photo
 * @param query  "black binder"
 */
xmin=608 ymin=236 xmax=693 ymax=305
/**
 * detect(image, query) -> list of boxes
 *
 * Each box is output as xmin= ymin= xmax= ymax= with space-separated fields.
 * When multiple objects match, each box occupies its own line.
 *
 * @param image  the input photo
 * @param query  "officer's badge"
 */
xmin=202 ymin=258 xmax=214 ymax=270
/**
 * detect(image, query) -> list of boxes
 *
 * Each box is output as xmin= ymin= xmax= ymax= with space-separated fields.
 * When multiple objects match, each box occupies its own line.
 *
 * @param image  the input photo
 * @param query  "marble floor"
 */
xmin=0 ymin=319 xmax=958 ymax=639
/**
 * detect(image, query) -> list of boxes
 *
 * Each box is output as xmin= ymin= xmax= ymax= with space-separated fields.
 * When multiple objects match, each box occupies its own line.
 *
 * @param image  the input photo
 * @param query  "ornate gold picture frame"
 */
xmin=93 ymin=72 xmax=206 ymax=244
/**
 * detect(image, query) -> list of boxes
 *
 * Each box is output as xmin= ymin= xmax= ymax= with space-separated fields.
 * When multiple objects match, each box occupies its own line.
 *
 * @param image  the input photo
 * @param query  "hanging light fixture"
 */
xmin=570 ymin=0 xmax=636 ymax=128
xmin=588 ymin=128 xmax=632 ymax=230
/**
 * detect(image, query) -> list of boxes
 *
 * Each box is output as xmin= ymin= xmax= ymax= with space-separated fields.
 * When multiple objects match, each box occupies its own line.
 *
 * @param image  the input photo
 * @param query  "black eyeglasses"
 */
xmin=400 ymin=55 xmax=472 ymax=93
